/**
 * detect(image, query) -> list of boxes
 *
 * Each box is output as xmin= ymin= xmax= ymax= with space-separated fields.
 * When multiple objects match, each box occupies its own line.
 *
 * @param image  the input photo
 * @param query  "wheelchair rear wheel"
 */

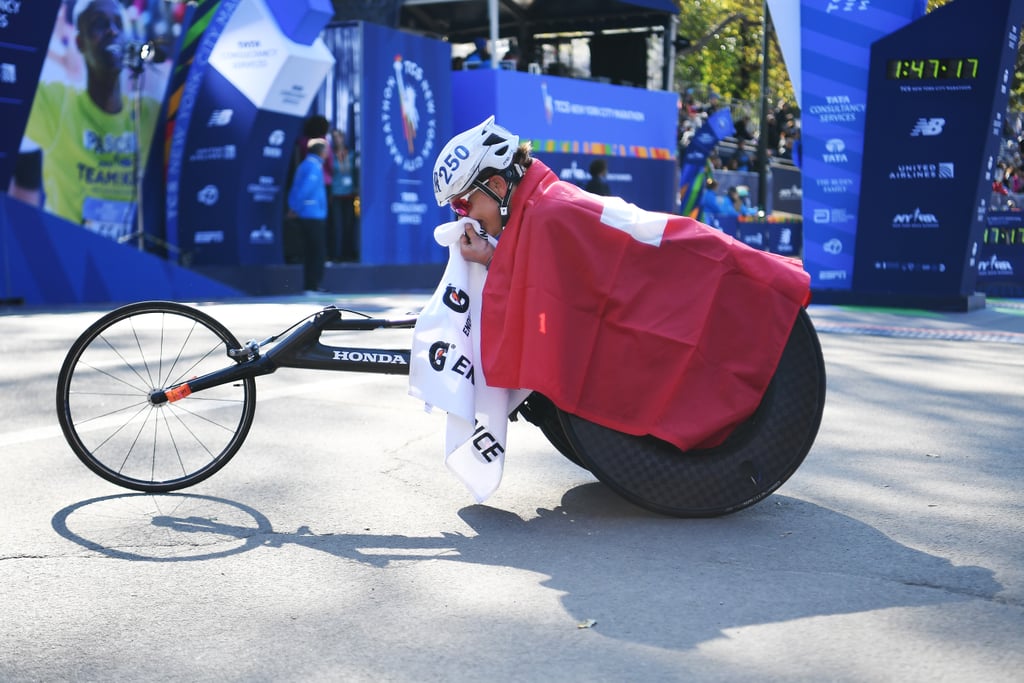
xmin=557 ymin=308 xmax=826 ymax=517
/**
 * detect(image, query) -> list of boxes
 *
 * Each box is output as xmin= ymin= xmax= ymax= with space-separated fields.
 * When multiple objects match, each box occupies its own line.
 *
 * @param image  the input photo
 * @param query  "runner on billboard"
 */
xmin=17 ymin=0 xmax=165 ymax=240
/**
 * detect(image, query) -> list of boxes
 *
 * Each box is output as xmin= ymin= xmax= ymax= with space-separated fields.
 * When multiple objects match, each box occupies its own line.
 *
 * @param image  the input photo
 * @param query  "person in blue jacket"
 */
xmin=287 ymin=137 xmax=329 ymax=294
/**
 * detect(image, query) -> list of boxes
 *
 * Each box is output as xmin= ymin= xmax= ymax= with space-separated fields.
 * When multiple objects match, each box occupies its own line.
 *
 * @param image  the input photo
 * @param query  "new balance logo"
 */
xmin=910 ymin=118 xmax=945 ymax=137
xmin=208 ymin=109 xmax=234 ymax=127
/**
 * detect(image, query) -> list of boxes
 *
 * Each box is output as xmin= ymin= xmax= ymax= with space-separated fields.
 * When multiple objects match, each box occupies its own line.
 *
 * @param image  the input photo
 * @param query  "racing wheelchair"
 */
xmin=56 ymin=300 xmax=825 ymax=517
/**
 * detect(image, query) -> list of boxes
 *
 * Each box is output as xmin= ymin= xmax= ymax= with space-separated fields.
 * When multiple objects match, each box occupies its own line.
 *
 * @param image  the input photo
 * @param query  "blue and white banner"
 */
xmin=169 ymin=0 xmax=334 ymax=266
xmin=800 ymin=0 xmax=925 ymax=291
xmin=358 ymin=22 xmax=453 ymax=265
xmin=453 ymin=69 xmax=679 ymax=213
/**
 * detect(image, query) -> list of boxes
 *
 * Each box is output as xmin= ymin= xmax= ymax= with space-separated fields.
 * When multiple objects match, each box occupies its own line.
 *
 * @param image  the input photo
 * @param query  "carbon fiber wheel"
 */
xmin=558 ymin=308 xmax=826 ymax=517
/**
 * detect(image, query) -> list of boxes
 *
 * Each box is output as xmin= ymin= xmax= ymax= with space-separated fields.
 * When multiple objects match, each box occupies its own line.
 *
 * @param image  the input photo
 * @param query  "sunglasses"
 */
xmin=450 ymin=185 xmax=481 ymax=217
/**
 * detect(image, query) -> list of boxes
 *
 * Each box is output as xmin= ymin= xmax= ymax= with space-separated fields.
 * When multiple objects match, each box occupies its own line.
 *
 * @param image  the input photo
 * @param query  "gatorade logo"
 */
xmin=429 ymin=341 xmax=450 ymax=371
xmin=443 ymin=286 xmax=470 ymax=313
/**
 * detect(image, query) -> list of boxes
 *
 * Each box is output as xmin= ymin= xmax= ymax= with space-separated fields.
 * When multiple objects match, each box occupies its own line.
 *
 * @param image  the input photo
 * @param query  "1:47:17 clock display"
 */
xmin=886 ymin=57 xmax=979 ymax=80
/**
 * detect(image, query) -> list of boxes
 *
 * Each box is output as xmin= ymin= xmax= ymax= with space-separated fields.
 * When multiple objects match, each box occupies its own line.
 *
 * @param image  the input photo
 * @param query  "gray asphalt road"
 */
xmin=1 ymin=296 xmax=1022 ymax=682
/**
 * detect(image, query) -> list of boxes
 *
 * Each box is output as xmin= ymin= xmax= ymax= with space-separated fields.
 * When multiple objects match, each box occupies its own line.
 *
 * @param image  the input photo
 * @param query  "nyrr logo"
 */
xmin=381 ymin=55 xmax=438 ymax=172
xmin=778 ymin=184 xmax=802 ymax=200
xmin=443 ymin=285 xmax=470 ymax=313
xmin=910 ymin=118 xmax=945 ymax=137
xmin=978 ymin=254 xmax=1013 ymax=275
xmin=892 ymin=208 xmax=940 ymax=229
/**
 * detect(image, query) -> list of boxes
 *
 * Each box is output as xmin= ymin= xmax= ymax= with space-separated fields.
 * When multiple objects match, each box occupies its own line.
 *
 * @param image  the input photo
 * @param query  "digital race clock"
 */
xmin=886 ymin=57 xmax=979 ymax=80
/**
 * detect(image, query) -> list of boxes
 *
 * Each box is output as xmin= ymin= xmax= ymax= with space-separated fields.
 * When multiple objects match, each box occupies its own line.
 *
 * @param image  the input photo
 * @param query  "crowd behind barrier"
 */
xmin=992 ymin=112 xmax=1024 ymax=212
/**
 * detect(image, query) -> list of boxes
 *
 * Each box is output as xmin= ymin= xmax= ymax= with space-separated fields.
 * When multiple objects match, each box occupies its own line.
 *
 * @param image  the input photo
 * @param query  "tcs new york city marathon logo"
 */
xmin=381 ymin=55 xmax=438 ymax=172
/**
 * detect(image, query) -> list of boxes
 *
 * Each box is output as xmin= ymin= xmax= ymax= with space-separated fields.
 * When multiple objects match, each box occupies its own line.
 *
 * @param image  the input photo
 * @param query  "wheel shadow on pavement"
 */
xmin=52 ymin=484 xmax=1003 ymax=650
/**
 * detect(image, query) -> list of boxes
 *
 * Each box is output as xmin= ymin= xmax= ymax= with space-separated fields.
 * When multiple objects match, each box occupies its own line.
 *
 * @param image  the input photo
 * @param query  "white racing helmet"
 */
xmin=432 ymin=116 xmax=520 ymax=207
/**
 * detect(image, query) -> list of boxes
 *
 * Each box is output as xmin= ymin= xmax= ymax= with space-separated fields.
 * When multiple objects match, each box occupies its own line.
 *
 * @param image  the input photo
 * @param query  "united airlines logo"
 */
xmin=889 ymin=162 xmax=955 ymax=180
xmin=381 ymin=56 xmax=438 ymax=172
xmin=910 ymin=118 xmax=945 ymax=137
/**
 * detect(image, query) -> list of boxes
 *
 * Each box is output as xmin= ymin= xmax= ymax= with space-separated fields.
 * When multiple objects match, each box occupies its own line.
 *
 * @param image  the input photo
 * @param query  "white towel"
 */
xmin=408 ymin=218 xmax=529 ymax=502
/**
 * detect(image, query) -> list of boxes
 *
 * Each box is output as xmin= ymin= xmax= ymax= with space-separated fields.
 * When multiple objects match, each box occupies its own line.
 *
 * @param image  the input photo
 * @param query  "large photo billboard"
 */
xmin=13 ymin=0 xmax=181 ymax=242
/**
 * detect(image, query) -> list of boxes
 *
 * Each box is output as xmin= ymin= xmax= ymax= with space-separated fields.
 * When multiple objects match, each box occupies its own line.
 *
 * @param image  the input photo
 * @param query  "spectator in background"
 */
xmin=585 ymin=158 xmax=611 ymax=196
xmin=733 ymin=115 xmax=755 ymax=142
xmin=1004 ymin=164 xmax=1024 ymax=194
xmin=721 ymin=186 xmax=758 ymax=217
xmin=465 ymin=37 xmax=490 ymax=67
xmin=305 ymin=117 xmax=334 ymax=253
xmin=500 ymin=43 xmax=524 ymax=70
xmin=708 ymin=148 xmax=724 ymax=171
xmin=288 ymin=138 xmax=329 ymax=295
xmin=329 ymin=128 xmax=360 ymax=262
xmin=778 ymin=129 xmax=801 ymax=168
xmin=730 ymin=140 xmax=752 ymax=172
xmin=699 ymin=177 xmax=723 ymax=223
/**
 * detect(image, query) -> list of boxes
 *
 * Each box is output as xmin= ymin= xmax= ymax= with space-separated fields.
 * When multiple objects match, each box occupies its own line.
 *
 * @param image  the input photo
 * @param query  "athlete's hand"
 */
xmin=459 ymin=225 xmax=495 ymax=267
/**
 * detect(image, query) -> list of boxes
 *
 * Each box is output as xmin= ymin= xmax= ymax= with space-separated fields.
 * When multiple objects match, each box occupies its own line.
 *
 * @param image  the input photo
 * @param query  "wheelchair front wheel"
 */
xmin=56 ymin=301 xmax=257 ymax=492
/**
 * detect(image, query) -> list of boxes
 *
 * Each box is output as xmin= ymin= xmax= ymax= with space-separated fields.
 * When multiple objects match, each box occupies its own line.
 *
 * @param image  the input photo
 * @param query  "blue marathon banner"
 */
xmin=854 ymin=0 xmax=1024 ymax=301
xmin=800 ymin=0 xmax=925 ymax=292
xmin=168 ymin=0 xmax=333 ymax=266
xmin=358 ymin=22 xmax=452 ymax=265
xmin=453 ymin=69 xmax=679 ymax=213
xmin=0 ymin=0 xmax=61 ymax=192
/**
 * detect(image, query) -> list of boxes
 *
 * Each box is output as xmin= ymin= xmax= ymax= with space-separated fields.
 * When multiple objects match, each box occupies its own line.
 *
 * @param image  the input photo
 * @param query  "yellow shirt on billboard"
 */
xmin=24 ymin=80 xmax=160 ymax=240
